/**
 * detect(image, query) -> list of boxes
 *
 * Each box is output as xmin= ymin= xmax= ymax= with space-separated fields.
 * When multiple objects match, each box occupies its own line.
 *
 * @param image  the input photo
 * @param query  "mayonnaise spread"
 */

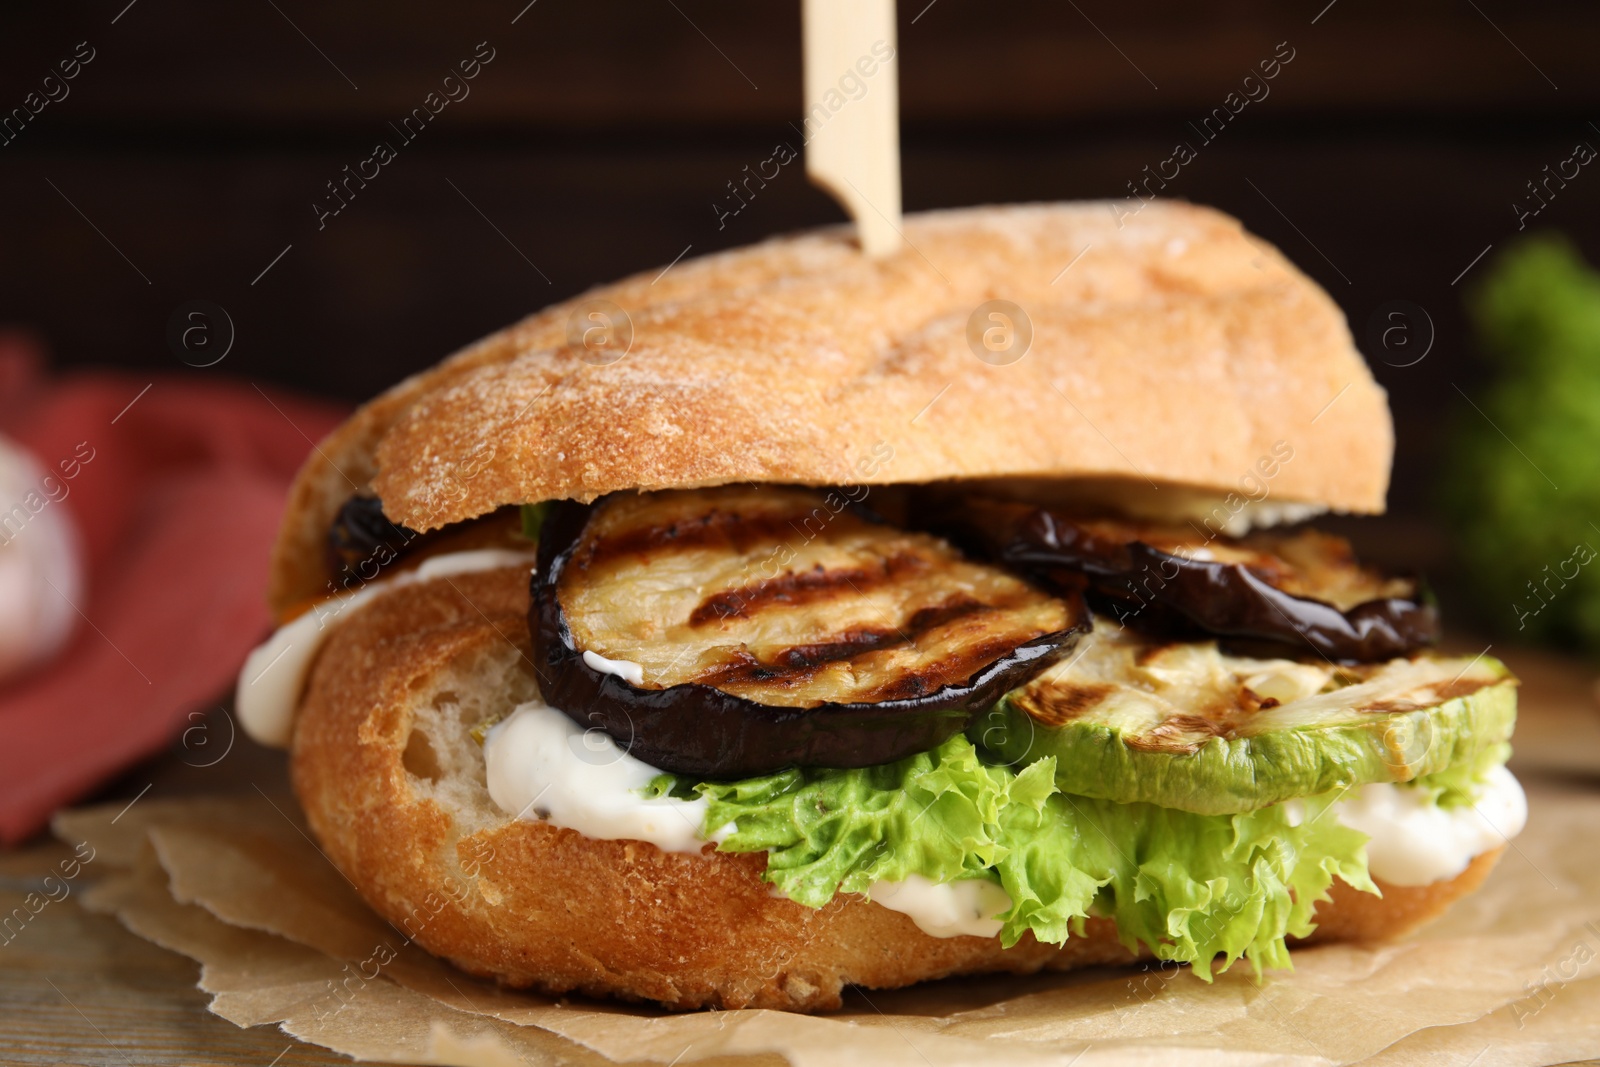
xmin=236 ymin=550 xmax=538 ymax=747
xmin=482 ymin=701 xmax=1525 ymax=934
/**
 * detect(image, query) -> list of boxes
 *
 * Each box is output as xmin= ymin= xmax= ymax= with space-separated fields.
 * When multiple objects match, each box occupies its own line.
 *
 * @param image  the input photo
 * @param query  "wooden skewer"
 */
xmin=802 ymin=0 xmax=903 ymax=258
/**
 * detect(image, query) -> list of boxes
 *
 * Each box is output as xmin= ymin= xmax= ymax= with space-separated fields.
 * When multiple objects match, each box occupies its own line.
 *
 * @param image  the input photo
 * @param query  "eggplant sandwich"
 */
xmin=238 ymin=202 xmax=1524 ymax=1012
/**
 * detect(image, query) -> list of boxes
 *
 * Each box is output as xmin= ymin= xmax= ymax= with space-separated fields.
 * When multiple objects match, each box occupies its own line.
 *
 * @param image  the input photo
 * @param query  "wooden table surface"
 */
xmin=0 ymin=735 xmax=349 ymax=1067
xmin=4 ymin=641 xmax=1599 ymax=1067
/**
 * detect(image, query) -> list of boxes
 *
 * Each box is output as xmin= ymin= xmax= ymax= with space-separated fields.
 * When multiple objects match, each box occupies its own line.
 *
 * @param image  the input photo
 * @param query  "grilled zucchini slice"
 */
xmin=972 ymin=620 xmax=1516 ymax=814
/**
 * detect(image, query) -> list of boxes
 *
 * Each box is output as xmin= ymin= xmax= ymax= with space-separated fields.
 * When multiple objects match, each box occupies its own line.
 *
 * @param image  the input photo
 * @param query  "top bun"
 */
xmin=268 ymin=201 xmax=1391 ymax=618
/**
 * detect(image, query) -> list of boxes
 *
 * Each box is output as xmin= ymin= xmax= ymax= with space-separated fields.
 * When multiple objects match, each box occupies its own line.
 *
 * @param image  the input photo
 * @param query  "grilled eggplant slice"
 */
xmin=327 ymin=494 xmax=424 ymax=582
xmin=532 ymin=486 xmax=1086 ymax=777
xmin=325 ymin=496 xmax=530 ymax=593
xmin=972 ymin=620 xmax=1516 ymax=814
xmin=964 ymin=503 xmax=1437 ymax=662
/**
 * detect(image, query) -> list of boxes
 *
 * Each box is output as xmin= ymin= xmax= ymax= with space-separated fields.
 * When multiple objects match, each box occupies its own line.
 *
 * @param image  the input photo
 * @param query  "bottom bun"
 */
xmin=291 ymin=566 xmax=1505 ymax=1012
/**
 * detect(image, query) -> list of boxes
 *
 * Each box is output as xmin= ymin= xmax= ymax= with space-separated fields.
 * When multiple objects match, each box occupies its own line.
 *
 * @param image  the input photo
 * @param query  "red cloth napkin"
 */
xmin=0 ymin=333 xmax=347 ymax=844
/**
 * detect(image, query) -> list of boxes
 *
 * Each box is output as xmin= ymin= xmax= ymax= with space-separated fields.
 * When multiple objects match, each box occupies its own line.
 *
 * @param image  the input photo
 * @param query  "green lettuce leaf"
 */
xmin=519 ymin=501 xmax=553 ymax=540
xmin=654 ymin=735 xmax=1379 ymax=980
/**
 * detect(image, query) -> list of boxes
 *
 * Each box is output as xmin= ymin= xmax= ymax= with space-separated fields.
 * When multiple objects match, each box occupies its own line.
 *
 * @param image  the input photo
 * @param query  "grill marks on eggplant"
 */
xmin=953 ymin=501 xmax=1439 ymax=662
xmin=578 ymin=508 xmax=808 ymax=570
xmin=1027 ymin=515 xmax=1415 ymax=613
xmin=686 ymin=552 xmax=928 ymax=626
xmin=693 ymin=625 xmax=1035 ymax=703
xmin=557 ymin=487 xmax=1074 ymax=709
xmin=532 ymin=486 xmax=1088 ymax=777
xmin=694 ymin=594 xmax=991 ymax=674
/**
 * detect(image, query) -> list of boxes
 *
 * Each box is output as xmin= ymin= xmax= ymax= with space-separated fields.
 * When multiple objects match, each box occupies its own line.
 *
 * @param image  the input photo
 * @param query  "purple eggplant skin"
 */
xmin=1003 ymin=509 xmax=1438 ymax=663
xmin=530 ymin=498 xmax=1090 ymax=779
xmin=326 ymin=494 xmax=426 ymax=583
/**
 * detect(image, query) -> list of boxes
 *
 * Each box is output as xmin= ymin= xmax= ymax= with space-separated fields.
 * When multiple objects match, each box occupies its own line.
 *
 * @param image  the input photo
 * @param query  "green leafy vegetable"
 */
xmin=653 ymin=735 xmax=1378 ymax=979
xmin=520 ymin=502 xmax=553 ymax=541
xmin=1444 ymin=235 xmax=1600 ymax=649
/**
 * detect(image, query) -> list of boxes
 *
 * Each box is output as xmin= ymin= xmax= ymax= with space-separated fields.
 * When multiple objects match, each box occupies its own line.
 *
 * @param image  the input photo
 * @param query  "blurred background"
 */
xmin=4 ymin=0 xmax=1600 ymax=634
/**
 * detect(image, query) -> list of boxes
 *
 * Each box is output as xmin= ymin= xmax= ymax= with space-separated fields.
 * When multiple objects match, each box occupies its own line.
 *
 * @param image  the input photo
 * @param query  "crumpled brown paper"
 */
xmin=56 ymin=781 xmax=1600 ymax=1067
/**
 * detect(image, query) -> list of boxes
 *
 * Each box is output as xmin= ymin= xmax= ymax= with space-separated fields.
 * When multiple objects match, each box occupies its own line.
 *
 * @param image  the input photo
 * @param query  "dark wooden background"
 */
xmin=2 ymin=0 xmax=1597 ymax=579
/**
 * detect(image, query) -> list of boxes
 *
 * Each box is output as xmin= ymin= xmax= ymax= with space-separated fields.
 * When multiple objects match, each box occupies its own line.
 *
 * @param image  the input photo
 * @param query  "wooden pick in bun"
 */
xmin=244 ymin=202 xmax=1517 ymax=1013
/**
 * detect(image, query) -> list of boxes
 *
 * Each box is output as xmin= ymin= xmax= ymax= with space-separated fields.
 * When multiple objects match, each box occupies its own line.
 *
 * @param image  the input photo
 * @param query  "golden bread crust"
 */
xmin=269 ymin=201 xmax=1391 ymax=618
xmin=290 ymin=567 xmax=1494 ymax=1012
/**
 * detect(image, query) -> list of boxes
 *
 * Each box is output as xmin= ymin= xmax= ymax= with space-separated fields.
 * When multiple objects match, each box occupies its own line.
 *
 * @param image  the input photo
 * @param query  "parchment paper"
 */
xmin=56 ymin=781 xmax=1600 ymax=1067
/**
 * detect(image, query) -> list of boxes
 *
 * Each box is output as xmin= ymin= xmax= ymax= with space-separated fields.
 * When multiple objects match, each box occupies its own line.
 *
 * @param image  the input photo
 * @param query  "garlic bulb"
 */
xmin=0 ymin=434 xmax=83 ymax=683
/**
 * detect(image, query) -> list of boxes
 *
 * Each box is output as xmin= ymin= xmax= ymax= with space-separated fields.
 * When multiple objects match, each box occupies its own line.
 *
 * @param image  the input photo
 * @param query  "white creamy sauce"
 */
xmin=235 ymin=549 xmax=539 ymax=748
xmin=481 ymin=700 xmax=1528 ymax=933
xmin=867 ymin=875 xmax=1012 ymax=939
xmin=482 ymin=702 xmax=1013 ymax=936
xmin=484 ymin=701 xmax=710 ymax=853
xmin=1338 ymin=764 xmax=1527 ymax=887
xmin=582 ymin=649 xmax=647 ymax=687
